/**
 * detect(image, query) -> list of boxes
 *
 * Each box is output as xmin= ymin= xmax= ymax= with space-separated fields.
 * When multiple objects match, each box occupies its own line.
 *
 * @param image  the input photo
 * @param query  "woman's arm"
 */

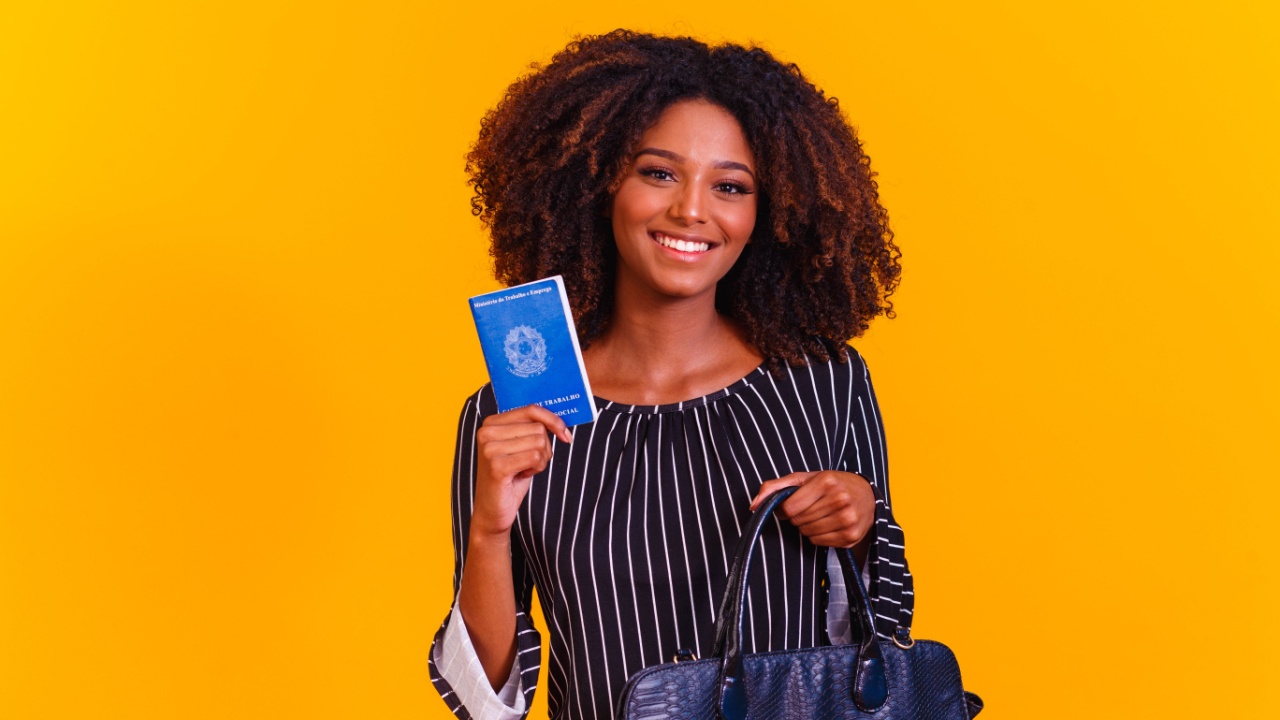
xmin=460 ymin=404 xmax=571 ymax=689
xmin=428 ymin=392 xmax=568 ymax=719
xmin=457 ymin=528 xmax=519 ymax=689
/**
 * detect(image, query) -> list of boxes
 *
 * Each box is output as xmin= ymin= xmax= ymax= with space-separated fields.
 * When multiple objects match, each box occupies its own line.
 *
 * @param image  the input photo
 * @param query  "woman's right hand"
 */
xmin=471 ymin=405 xmax=573 ymax=539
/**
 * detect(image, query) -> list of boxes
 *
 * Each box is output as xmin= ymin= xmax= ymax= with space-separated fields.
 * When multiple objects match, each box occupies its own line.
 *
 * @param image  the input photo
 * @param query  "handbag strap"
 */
xmin=714 ymin=487 xmax=888 ymax=720
xmin=711 ymin=478 xmax=910 ymax=655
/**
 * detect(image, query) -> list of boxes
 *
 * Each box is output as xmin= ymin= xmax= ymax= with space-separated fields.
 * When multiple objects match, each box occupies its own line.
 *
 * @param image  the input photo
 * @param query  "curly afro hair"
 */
xmin=466 ymin=30 xmax=901 ymax=369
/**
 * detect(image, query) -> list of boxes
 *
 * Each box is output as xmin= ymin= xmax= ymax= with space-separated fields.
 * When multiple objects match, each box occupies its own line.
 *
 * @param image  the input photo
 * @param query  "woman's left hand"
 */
xmin=750 ymin=471 xmax=876 ymax=548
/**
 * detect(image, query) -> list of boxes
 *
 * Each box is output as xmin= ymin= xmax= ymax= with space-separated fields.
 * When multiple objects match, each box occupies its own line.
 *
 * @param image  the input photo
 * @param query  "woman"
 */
xmin=429 ymin=31 xmax=913 ymax=720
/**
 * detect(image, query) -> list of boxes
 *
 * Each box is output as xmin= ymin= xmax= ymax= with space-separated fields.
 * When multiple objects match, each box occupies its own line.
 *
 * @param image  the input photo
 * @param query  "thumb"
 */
xmin=750 ymin=471 xmax=818 ymax=511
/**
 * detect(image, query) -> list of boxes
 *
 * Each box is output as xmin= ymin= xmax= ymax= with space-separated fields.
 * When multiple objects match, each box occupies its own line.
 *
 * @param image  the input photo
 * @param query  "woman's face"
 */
xmin=609 ymin=99 xmax=758 ymax=304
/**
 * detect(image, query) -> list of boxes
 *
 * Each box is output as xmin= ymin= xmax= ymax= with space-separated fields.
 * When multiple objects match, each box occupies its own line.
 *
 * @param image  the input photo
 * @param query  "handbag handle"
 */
xmin=713 ymin=486 xmax=887 ymax=720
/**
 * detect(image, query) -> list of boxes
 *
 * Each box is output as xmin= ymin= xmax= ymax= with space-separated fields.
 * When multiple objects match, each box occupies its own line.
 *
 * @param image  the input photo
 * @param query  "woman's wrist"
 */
xmin=468 ymin=524 xmax=513 ymax=553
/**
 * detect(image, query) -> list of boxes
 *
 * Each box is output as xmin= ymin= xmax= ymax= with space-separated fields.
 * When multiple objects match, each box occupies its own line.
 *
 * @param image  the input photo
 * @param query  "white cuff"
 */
xmin=824 ymin=547 xmax=871 ymax=645
xmin=433 ymin=598 xmax=527 ymax=719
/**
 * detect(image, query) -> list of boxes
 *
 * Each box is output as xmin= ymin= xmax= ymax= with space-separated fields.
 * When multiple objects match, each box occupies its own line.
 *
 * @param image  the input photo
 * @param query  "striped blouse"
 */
xmin=429 ymin=348 xmax=914 ymax=720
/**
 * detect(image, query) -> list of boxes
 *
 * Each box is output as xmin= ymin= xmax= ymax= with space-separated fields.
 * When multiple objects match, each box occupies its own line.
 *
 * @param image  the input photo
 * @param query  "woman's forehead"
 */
xmin=635 ymin=100 xmax=755 ymax=169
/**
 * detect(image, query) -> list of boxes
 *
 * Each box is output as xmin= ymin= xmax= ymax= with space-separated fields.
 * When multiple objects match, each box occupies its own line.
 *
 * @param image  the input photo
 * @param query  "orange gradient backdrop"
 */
xmin=2 ymin=2 xmax=1277 ymax=718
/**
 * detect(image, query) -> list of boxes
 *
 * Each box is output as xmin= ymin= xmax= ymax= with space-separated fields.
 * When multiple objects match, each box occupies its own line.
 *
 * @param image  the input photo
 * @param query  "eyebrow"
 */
xmin=634 ymin=147 xmax=755 ymax=178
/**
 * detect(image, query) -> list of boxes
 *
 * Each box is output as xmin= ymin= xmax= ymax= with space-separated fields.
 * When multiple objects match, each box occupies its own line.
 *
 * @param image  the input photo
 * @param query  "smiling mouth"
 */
xmin=652 ymin=232 xmax=711 ymax=253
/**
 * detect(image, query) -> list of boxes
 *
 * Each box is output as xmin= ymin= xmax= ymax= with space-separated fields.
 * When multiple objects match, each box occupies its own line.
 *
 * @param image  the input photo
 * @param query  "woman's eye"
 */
xmin=638 ymin=167 xmax=674 ymax=181
xmin=716 ymin=182 xmax=753 ymax=195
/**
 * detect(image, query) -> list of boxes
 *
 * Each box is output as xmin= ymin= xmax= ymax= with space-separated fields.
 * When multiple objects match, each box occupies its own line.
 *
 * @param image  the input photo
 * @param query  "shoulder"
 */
xmin=757 ymin=343 xmax=875 ymax=408
xmin=842 ymin=344 xmax=872 ymax=382
xmin=783 ymin=344 xmax=880 ymax=415
xmin=457 ymin=383 xmax=500 ymax=424
xmin=785 ymin=342 xmax=871 ymax=382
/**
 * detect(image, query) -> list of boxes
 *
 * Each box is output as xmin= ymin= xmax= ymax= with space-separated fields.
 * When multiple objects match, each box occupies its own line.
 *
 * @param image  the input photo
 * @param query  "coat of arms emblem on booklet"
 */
xmin=468 ymin=276 xmax=598 ymax=427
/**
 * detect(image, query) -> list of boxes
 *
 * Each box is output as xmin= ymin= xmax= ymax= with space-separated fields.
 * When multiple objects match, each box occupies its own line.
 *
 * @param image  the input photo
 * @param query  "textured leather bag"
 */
xmin=617 ymin=486 xmax=983 ymax=719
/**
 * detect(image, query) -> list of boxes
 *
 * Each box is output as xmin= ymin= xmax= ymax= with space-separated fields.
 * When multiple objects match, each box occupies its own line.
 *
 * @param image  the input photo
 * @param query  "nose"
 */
xmin=669 ymin=182 xmax=708 ymax=225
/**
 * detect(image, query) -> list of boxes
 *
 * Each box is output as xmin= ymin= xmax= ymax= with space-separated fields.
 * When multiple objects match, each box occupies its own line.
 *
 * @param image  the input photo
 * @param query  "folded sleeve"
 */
xmin=430 ymin=599 xmax=537 ymax=719
xmin=428 ymin=387 xmax=543 ymax=719
xmin=836 ymin=349 xmax=915 ymax=639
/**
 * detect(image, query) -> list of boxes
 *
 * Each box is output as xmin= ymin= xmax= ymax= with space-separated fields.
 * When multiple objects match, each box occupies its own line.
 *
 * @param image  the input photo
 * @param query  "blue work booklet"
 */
xmin=468 ymin=276 xmax=598 ymax=426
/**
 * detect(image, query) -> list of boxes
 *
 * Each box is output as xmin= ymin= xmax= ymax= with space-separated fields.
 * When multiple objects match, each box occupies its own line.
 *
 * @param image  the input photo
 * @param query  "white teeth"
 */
xmin=654 ymin=233 xmax=710 ymax=253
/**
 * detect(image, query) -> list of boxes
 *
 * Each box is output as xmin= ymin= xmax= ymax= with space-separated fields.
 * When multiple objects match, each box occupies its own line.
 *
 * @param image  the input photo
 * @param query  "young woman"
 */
xmin=429 ymin=31 xmax=914 ymax=720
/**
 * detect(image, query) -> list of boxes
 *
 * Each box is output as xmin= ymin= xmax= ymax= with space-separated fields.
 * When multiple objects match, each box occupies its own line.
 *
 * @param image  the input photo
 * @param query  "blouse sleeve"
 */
xmin=836 ymin=348 xmax=916 ymax=639
xmin=428 ymin=386 xmax=543 ymax=719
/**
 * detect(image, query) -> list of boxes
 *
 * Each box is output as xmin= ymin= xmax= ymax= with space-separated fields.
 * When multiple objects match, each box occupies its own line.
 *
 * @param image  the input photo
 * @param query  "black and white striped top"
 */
xmin=429 ymin=348 xmax=914 ymax=720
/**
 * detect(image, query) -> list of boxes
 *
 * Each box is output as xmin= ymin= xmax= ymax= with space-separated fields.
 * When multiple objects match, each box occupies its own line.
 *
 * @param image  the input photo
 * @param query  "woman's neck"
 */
xmin=583 ymin=287 xmax=763 ymax=406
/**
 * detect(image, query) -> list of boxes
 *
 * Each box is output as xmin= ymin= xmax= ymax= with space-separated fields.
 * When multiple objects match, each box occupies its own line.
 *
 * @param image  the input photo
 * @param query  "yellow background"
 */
xmin=2 ymin=1 xmax=1277 ymax=718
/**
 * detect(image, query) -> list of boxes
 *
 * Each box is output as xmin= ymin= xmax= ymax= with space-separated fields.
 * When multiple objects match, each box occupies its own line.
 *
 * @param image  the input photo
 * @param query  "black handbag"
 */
xmin=617 ymin=486 xmax=983 ymax=719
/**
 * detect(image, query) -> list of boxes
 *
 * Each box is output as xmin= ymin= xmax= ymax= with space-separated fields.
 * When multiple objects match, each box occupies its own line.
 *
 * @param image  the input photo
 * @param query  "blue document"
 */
xmin=468 ymin=276 xmax=598 ymax=426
